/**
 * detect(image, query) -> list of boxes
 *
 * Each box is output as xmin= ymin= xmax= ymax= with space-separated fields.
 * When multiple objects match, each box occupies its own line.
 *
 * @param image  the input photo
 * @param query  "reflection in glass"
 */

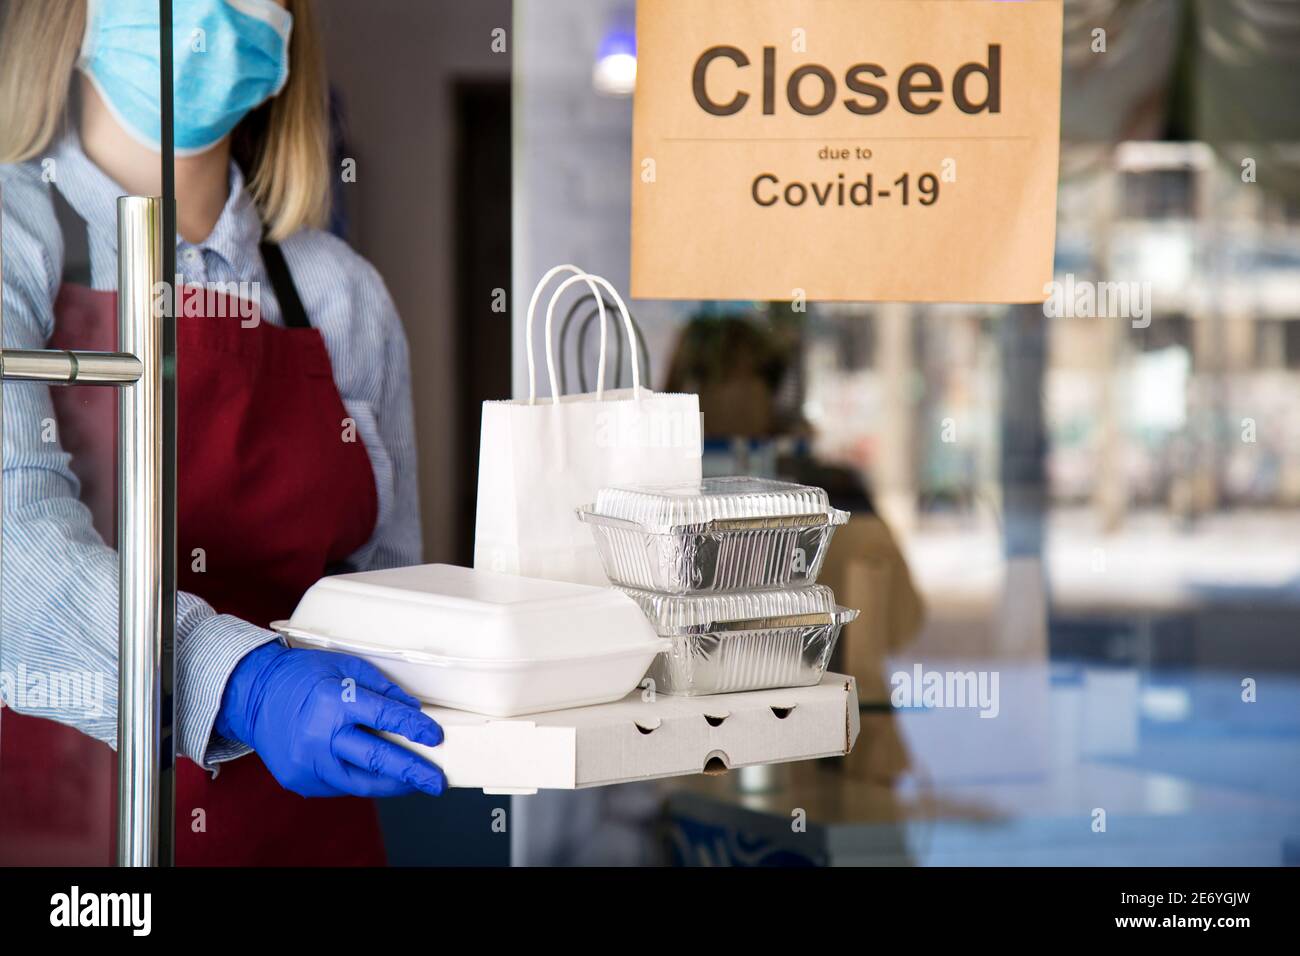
xmin=515 ymin=0 xmax=1300 ymax=866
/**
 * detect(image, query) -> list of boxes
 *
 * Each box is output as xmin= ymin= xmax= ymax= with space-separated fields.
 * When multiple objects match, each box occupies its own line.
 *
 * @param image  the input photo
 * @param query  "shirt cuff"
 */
xmin=176 ymin=613 xmax=280 ymax=770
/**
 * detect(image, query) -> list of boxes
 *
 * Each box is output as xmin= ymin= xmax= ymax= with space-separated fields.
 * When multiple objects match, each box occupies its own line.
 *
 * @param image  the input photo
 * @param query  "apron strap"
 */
xmin=258 ymin=238 xmax=311 ymax=330
xmin=48 ymin=182 xmax=312 ymax=331
xmin=50 ymin=183 xmax=92 ymax=287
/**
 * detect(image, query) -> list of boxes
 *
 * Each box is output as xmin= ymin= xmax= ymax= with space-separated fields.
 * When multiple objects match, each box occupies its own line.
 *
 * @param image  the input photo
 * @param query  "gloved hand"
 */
xmin=215 ymin=641 xmax=446 ymax=798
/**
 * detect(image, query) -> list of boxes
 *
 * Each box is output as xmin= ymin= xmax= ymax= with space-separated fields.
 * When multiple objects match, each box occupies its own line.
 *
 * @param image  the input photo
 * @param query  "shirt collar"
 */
xmin=49 ymin=128 xmax=125 ymax=243
xmin=50 ymin=129 xmax=265 ymax=278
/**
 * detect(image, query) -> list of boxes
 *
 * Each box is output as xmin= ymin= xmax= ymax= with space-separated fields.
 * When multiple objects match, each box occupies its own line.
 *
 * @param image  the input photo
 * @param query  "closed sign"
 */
xmin=630 ymin=0 xmax=1064 ymax=303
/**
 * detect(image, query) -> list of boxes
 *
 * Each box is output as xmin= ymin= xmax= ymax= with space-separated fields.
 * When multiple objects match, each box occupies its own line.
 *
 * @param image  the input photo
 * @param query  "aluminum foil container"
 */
xmin=578 ymin=477 xmax=849 ymax=593
xmin=617 ymin=584 xmax=859 ymax=696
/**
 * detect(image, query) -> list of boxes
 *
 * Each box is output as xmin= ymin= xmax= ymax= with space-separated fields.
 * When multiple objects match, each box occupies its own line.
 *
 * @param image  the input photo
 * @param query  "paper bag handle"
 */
xmin=526 ymin=264 xmax=609 ymax=406
xmin=544 ymin=273 xmax=642 ymax=405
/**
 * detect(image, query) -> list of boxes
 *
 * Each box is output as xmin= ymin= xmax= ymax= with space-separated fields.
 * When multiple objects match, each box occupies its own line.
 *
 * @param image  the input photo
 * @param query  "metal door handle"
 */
xmin=0 ymin=189 xmax=171 ymax=866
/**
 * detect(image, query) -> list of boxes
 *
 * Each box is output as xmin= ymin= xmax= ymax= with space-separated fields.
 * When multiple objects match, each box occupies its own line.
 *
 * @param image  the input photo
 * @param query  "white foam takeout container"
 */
xmin=271 ymin=564 xmax=669 ymax=718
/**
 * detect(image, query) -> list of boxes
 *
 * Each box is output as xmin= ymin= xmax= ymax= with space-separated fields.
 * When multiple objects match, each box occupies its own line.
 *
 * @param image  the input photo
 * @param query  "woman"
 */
xmin=0 ymin=0 xmax=445 ymax=865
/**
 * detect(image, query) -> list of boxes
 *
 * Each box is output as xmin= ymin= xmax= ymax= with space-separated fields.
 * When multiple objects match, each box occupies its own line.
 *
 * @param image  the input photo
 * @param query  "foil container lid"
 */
xmin=591 ymin=477 xmax=843 ymax=529
xmin=617 ymin=583 xmax=849 ymax=633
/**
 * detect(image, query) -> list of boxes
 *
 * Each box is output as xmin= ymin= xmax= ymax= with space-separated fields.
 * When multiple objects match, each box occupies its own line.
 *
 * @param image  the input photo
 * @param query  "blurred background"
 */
xmin=510 ymin=0 xmax=1300 ymax=865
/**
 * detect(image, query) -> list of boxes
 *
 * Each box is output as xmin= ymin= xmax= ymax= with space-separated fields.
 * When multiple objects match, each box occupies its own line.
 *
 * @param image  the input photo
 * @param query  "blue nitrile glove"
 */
xmin=215 ymin=641 xmax=446 ymax=798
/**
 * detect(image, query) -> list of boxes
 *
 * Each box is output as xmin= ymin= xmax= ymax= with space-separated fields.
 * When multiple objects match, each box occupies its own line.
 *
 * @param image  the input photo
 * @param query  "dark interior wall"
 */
xmin=316 ymin=0 xmax=512 ymax=564
xmin=314 ymin=0 xmax=513 ymax=866
xmin=453 ymin=83 xmax=514 ymax=562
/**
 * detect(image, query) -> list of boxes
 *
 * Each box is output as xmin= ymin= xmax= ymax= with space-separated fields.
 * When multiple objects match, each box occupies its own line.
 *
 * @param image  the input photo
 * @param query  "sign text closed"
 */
xmin=631 ymin=0 xmax=1064 ymax=303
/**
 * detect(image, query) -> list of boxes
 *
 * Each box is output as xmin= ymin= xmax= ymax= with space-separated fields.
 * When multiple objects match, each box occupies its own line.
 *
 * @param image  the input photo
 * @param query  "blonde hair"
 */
xmin=0 ymin=0 xmax=330 ymax=240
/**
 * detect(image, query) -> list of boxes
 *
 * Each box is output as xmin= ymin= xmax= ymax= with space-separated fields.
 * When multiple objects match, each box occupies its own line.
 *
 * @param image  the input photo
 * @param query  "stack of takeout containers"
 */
xmin=578 ymin=477 xmax=859 ymax=696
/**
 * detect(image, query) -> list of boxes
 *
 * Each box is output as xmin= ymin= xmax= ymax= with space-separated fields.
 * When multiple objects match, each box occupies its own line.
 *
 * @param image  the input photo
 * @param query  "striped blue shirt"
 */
xmin=1 ymin=132 xmax=421 ymax=768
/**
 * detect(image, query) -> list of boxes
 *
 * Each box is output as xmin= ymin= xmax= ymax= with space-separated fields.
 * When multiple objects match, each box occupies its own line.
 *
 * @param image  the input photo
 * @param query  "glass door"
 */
xmin=0 ymin=0 xmax=174 ymax=866
xmin=3 ymin=0 xmax=517 ymax=870
xmin=512 ymin=0 xmax=1300 ymax=867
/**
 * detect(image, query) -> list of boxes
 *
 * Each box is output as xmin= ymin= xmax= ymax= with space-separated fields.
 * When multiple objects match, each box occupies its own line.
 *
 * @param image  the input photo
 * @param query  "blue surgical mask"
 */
xmin=79 ymin=0 xmax=293 ymax=156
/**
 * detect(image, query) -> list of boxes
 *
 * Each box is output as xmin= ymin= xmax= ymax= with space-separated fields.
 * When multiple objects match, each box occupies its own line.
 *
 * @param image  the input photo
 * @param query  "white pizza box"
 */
xmin=387 ymin=674 xmax=860 ymax=795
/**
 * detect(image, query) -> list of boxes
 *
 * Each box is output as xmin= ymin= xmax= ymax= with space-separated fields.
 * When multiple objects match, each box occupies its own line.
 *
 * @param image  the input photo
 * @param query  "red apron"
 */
xmin=0 ymin=187 xmax=385 ymax=866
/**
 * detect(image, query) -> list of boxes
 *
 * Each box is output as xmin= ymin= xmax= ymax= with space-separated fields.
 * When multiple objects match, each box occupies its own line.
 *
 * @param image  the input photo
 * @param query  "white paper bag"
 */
xmin=474 ymin=266 xmax=702 ymax=586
